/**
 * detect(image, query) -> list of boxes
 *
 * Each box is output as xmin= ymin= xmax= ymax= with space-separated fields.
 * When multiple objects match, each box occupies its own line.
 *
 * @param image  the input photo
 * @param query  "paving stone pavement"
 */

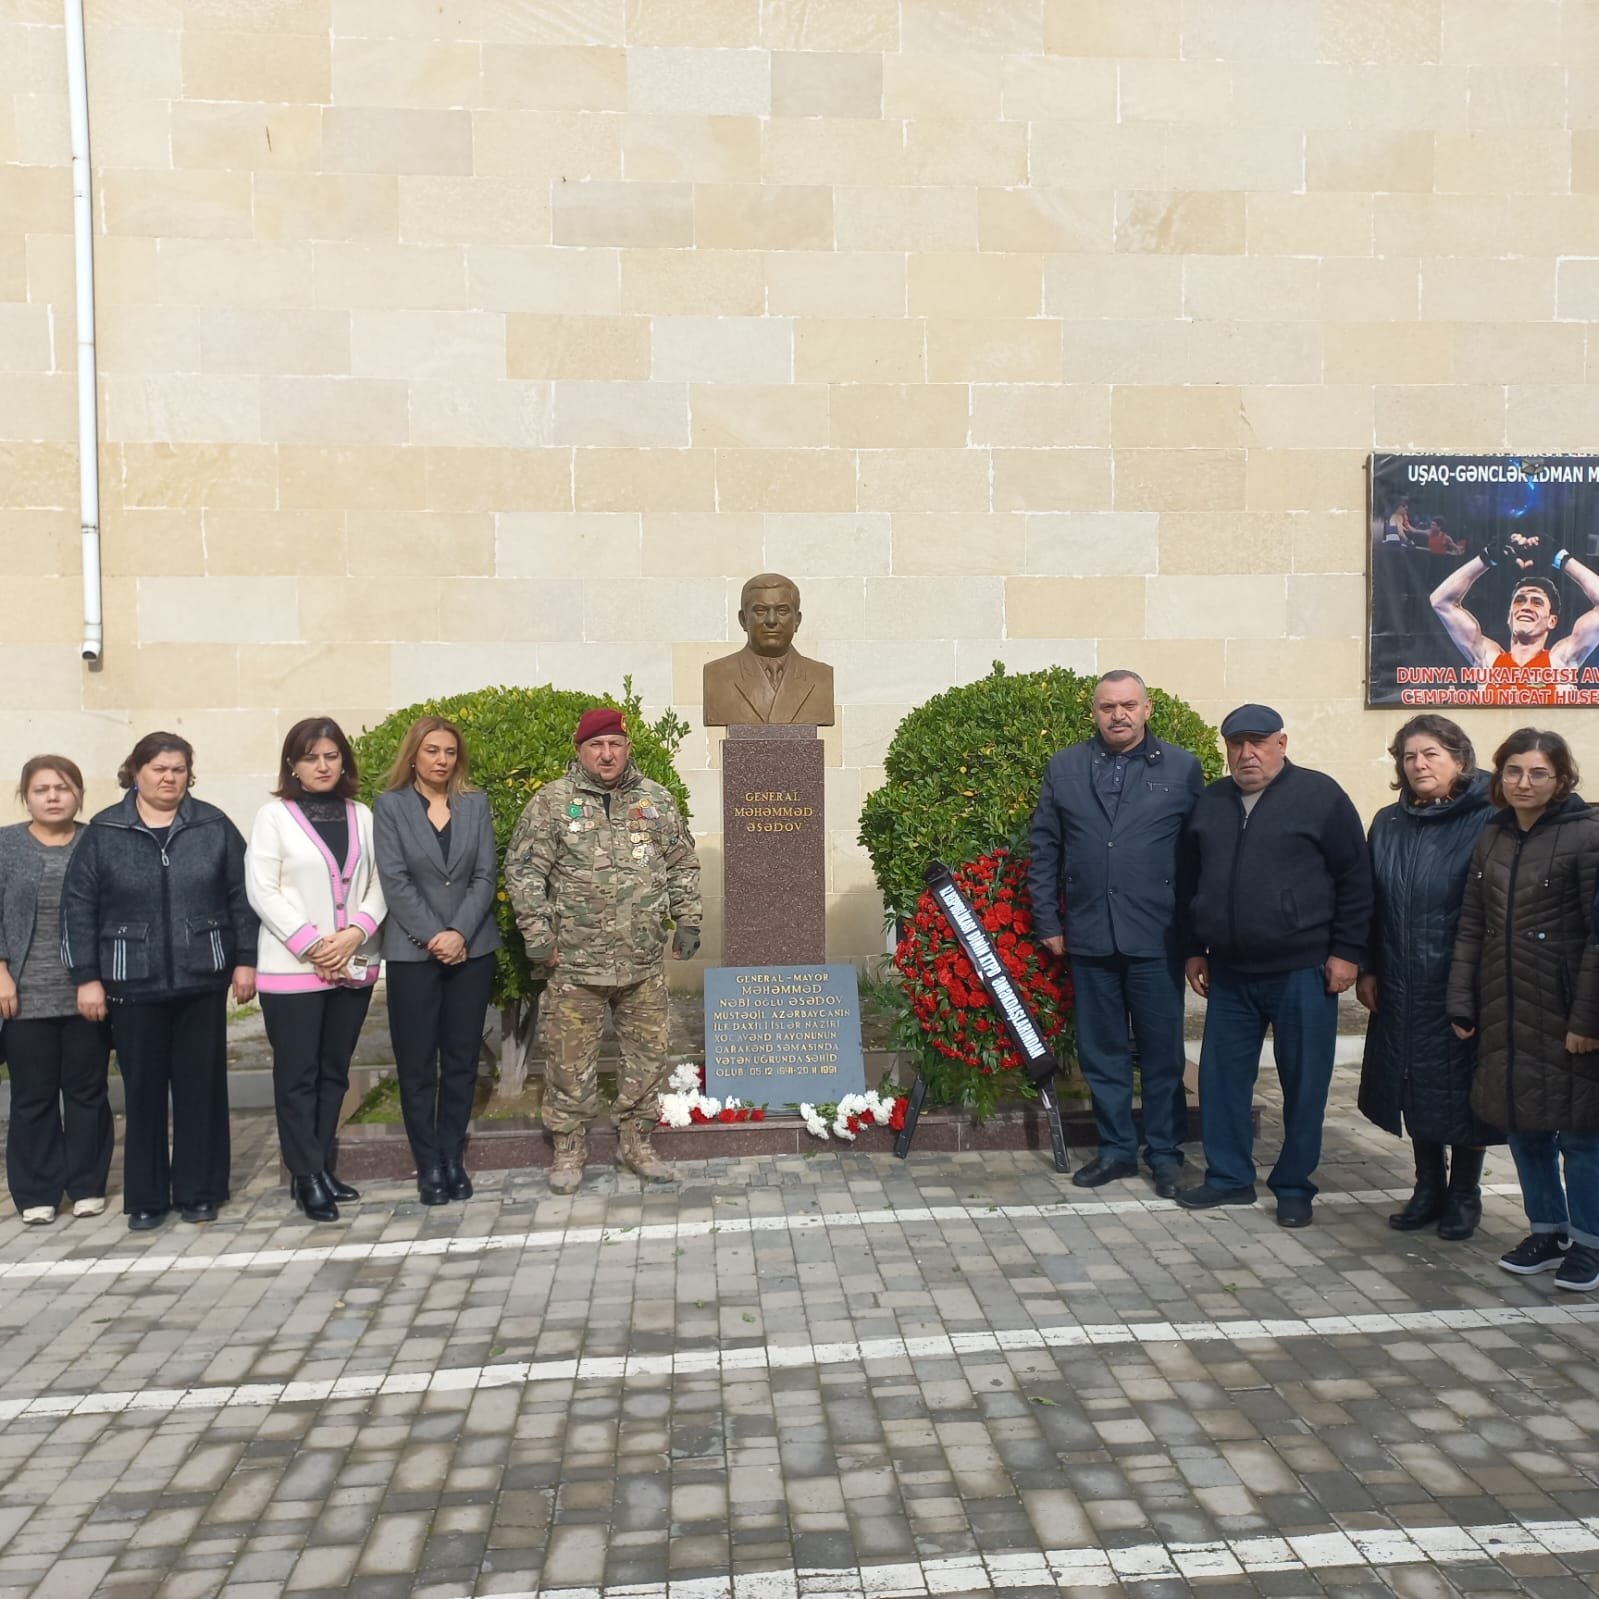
xmin=3 ymin=1064 xmax=1599 ymax=1598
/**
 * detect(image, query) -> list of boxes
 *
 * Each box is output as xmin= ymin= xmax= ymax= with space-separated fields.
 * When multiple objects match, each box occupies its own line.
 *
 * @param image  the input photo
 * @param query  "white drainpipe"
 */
xmin=64 ymin=0 xmax=102 ymax=663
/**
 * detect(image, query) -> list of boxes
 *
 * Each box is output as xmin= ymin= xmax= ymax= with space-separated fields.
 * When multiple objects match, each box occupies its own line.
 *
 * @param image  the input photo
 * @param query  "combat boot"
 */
xmin=618 ymin=1122 xmax=671 ymax=1181
xmin=548 ymin=1131 xmax=587 ymax=1195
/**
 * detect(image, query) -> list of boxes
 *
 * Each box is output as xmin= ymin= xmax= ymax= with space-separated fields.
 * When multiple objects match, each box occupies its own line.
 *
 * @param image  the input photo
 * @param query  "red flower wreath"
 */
xmin=893 ymin=848 xmax=1073 ymax=1080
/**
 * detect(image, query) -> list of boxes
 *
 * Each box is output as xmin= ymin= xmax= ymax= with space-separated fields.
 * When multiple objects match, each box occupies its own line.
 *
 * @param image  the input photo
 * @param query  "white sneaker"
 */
xmin=21 ymin=1207 xmax=55 ymax=1226
xmin=72 ymin=1197 xmax=107 ymax=1219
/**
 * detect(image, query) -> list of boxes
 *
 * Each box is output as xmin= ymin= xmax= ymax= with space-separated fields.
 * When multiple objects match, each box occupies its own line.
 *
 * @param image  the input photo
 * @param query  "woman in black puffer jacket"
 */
xmin=1358 ymin=715 xmax=1500 ymax=1240
xmin=1447 ymin=728 xmax=1599 ymax=1293
xmin=61 ymin=733 xmax=258 ymax=1233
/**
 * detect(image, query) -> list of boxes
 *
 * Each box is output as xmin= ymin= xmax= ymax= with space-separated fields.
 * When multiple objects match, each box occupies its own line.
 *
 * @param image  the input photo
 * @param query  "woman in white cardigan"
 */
xmin=246 ymin=718 xmax=385 ymax=1222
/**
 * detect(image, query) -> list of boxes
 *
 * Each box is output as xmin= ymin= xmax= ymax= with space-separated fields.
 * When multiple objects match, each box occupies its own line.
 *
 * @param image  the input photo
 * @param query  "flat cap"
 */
xmin=1219 ymin=703 xmax=1284 ymax=739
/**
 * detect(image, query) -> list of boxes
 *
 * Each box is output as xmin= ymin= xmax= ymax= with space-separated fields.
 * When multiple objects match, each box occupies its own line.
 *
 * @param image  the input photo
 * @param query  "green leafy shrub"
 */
xmin=859 ymin=663 xmax=1224 ymax=920
xmin=353 ymin=679 xmax=691 ymax=1012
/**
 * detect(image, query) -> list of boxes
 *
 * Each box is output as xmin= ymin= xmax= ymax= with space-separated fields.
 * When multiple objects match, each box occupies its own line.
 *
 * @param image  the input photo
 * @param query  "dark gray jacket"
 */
xmin=61 ymin=792 xmax=258 ymax=1000
xmin=1028 ymin=735 xmax=1204 ymax=959
xmin=372 ymin=788 xmax=502 ymax=963
xmin=0 ymin=821 xmax=86 ymax=977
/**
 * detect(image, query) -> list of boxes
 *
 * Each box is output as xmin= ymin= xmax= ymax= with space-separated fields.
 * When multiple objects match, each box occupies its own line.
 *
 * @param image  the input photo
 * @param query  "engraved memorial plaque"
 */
xmin=703 ymin=963 xmax=867 ymax=1110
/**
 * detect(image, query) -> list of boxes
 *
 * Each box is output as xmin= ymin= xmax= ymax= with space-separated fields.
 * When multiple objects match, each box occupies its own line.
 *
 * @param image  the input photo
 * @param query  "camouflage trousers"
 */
xmin=539 ymin=969 xmax=670 ymax=1134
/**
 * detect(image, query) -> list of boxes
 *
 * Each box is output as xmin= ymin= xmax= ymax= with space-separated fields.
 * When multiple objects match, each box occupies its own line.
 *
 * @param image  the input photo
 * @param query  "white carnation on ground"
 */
xmin=799 ymin=1104 xmax=831 ymax=1139
xmin=657 ymin=1094 xmax=695 ymax=1129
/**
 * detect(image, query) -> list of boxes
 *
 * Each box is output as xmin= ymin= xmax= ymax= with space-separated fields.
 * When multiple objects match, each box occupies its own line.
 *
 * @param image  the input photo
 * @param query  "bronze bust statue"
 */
xmin=703 ymin=573 xmax=836 ymax=727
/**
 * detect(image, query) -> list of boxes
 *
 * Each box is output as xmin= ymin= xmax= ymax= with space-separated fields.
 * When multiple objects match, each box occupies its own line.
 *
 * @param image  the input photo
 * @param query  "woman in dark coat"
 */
xmin=1358 ymin=715 xmax=1499 ymax=1240
xmin=61 ymin=732 xmax=259 ymax=1232
xmin=1447 ymin=728 xmax=1599 ymax=1292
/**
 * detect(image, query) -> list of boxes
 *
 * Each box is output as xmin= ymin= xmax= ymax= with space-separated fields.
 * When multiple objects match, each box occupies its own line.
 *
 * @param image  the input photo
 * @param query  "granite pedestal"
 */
xmin=720 ymin=724 xmax=826 ymax=966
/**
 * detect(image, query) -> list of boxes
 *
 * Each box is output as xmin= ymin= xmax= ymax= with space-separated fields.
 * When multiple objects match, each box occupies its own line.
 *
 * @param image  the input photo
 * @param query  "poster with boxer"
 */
xmin=1368 ymin=453 xmax=1599 ymax=708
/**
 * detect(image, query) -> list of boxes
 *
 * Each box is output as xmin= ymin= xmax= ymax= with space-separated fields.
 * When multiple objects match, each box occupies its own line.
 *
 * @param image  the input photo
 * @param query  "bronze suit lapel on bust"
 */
xmin=769 ymin=670 xmax=813 ymax=723
xmin=733 ymin=650 xmax=777 ymax=721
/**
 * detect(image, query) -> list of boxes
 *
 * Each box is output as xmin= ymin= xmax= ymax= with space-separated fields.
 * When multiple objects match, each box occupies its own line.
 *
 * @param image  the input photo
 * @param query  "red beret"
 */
xmin=574 ymin=707 xmax=627 ymax=747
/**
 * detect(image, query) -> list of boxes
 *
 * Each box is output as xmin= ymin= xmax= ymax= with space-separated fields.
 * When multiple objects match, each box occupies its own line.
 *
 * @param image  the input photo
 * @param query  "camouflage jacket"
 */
xmin=504 ymin=759 xmax=702 ymax=986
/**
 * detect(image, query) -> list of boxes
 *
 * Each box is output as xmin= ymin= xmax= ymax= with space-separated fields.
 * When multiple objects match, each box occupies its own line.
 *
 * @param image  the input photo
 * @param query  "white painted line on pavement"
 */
xmin=2 ymin=1299 xmax=1596 ymax=1425
xmin=0 ymin=1183 xmax=1532 ymax=1288
xmin=433 ymin=1513 xmax=1599 ymax=1597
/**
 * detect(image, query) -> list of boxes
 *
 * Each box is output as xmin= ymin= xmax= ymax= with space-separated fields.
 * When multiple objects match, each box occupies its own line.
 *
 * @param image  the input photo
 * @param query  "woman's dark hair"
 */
xmin=274 ymin=717 xmax=358 ymax=801
xmin=1489 ymin=727 xmax=1579 ymax=808
xmin=17 ymin=754 xmax=86 ymax=808
xmin=1388 ymin=714 xmax=1475 ymax=799
xmin=117 ymin=732 xmax=195 ymax=791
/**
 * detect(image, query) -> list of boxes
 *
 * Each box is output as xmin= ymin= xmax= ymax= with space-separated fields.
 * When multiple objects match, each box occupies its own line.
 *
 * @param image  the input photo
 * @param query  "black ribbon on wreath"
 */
xmin=893 ymin=859 xmax=1071 ymax=1173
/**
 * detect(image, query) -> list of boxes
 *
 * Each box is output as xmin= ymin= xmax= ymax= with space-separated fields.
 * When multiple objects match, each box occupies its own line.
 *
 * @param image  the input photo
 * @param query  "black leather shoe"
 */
xmin=1151 ymin=1164 xmax=1183 ymax=1200
xmin=178 ymin=1203 xmax=218 ymax=1224
xmin=127 ymin=1209 xmax=166 ymax=1232
xmin=292 ymin=1174 xmax=338 ymax=1223
xmin=1437 ymin=1146 xmax=1485 ymax=1241
xmin=1388 ymin=1189 xmax=1446 ymax=1230
xmin=322 ymin=1171 xmax=360 ymax=1203
xmin=1437 ymin=1190 xmax=1482 ymax=1241
xmin=1390 ymin=1138 xmax=1448 ymax=1230
xmin=1276 ymin=1196 xmax=1314 ymax=1229
xmin=1072 ymin=1156 xmax=1139 ymax=1189
xmin=442 ymin=1155 xmax=474 ymax=1202
xmin=417 ymin=1165 xmax=449 ymax=1206
xmin=1173 ymin=1182 xmax=1257 ymax=1210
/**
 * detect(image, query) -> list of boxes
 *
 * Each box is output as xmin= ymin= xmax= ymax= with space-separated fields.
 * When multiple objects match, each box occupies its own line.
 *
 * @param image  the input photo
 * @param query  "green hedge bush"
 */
xmin=353 ymin=680 xmax=691 ymax=1012
xmin=859 ymin=663 xmax=1224 ymax=919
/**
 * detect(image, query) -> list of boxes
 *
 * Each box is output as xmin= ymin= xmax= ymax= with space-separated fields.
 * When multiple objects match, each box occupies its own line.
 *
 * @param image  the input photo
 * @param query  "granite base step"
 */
xmin=332 ymin=1101 xmax=1108 ymax=1179
xmin=329 ymin=1088 xmax=1252 ymax=1180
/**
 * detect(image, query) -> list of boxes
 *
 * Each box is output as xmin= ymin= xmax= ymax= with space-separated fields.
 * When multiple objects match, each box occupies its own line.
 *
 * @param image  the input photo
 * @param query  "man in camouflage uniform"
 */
xmin=505 ymin=707 xmax=702 ymax=1194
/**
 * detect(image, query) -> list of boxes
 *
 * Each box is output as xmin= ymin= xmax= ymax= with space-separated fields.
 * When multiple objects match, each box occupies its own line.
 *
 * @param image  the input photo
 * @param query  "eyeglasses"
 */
xmin=1503 ymin=768 xmax=1558 ymax=786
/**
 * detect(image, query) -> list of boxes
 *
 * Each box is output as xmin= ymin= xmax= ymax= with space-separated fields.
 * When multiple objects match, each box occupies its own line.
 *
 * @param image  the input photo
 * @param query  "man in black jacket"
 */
xmin=1029 ymin=670 xmax=1204 ymax=1197
xmin=1177 ymin=704 xmax=1372 ymax=1228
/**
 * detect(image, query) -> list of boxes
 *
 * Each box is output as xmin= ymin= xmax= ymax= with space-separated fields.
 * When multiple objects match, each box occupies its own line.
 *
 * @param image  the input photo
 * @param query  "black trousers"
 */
xmin=110 ymin=989 xmax=230 ymax=1215
xmin=260 ymin=987 xmax=373 ymax=1179
xmin=385 ymin=954 xmax=493 ymax=1170
xmin=4 ymin=1014 xmax=114 ymax=1210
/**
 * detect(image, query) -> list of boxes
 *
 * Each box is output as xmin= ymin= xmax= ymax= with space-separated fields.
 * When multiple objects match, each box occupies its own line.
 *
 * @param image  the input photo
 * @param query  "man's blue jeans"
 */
xmin=1067 ymin=951 xmax=1188 ymax=1169
xmin=1507 ymin=1129 xmax=1599 ymax=1247
xmin=1197 ymin=964 xmax=1338 ymax=1201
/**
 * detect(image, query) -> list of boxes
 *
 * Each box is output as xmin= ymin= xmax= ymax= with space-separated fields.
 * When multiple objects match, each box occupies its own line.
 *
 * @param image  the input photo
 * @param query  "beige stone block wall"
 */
xmin=5 ymin=2 xmax=1599 ymax=961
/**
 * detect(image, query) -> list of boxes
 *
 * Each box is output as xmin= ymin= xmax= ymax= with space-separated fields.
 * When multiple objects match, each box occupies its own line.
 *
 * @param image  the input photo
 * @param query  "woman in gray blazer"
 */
xmin=372 ymin=716 xmax=501 ymax=1206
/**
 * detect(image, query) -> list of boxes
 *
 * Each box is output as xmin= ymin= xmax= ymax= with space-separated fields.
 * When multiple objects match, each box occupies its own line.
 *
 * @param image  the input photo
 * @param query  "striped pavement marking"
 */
xmin=3 ymin=1299 xmax=1597 ymax=1426
xmin=0 ymin=1182 xmax=1532 ymax=1289
xmin=437 ymin=1513 xmax=1599 ymax=1597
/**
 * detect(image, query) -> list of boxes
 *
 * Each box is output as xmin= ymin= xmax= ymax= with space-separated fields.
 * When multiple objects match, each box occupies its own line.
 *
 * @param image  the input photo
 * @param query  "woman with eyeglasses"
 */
xmin=1447 ymin=728 xmax=1599 ymax=1292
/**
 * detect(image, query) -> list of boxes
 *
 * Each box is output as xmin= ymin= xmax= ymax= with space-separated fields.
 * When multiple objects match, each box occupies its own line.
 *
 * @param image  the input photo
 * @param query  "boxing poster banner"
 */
xmin=1369 ymin=453 xmax=1599 ymax=708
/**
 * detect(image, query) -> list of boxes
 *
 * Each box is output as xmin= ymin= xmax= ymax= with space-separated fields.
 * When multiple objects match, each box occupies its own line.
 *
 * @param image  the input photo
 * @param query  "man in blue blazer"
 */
xmin=1029 ymin=671 xmax=1204 ymax=1196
